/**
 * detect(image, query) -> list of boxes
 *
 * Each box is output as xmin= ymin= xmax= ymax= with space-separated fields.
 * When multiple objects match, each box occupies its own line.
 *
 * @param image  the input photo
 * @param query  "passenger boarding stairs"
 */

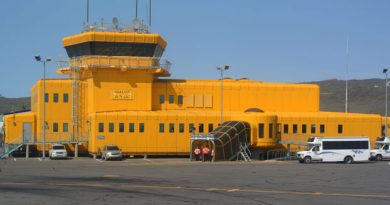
xmin=237 ymin=143 xmax=252 ymax=162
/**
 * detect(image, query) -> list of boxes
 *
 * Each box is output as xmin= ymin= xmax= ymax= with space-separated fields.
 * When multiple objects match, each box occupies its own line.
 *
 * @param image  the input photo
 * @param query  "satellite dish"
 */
xmin=112 ymin=17 xmax=119 ymax=30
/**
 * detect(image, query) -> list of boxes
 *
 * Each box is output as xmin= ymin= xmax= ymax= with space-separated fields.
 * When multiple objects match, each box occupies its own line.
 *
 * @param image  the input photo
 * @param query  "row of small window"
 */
xmin=258 ymin=123 xmax=343 ymax=138
xmin=44 ymin=93 xmax=69 ymax=103
xmin=159 ymin=95 xmax=183 ymax=104
xmin=97 ymin=122 xmax=214 ymax=133
xmin=51 ymin=123 xmax=69 ymax=132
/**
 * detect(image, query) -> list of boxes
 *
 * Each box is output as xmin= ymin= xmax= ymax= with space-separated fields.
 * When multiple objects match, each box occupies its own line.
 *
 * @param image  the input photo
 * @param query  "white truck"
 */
xmin=370 ymin=137 xmax=390 ymax=161
xmin=297 ymin=137 xmax=371 ymax=164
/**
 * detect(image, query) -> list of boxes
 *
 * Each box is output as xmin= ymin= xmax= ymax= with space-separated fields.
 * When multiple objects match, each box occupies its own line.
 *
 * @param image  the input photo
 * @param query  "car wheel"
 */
xmin=376 ymin=155 xmax=383 ymax=161
xmin=344 ymin=156 xmax=353 ymax=164
xmin=304 ymin=157 xmax=312 ymax=164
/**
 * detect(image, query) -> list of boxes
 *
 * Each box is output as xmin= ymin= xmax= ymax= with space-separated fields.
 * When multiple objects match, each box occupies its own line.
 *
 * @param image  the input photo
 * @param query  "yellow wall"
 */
xmin=33 ymin=80 xmax=73 ymax=143
xmin=276 ymin=112 xmax=382 ymax=151
xmin=152 ymin=79 xmax=319 ymax=112
xmin=4 ymin=113 xmax=36 ymax=144
xmin=86 ymin=69 xmax=154 ymax=113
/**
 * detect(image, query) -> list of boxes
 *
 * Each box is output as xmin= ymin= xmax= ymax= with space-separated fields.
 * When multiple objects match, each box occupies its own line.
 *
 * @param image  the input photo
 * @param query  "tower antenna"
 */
xmin=86 ymin=0 xmax=90 ymax=24
xmin=149 ymin=0 xmax=152 ymax=27
xmin=135 ymin=0 xmax=138 ymax=19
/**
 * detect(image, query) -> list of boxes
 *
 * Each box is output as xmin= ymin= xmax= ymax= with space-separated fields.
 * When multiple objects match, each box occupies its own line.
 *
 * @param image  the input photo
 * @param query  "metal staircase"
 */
xmin=0 ymin=136 xmax=23 ymax=159
xmin=238 ymin=143 xmax=252 ymax=162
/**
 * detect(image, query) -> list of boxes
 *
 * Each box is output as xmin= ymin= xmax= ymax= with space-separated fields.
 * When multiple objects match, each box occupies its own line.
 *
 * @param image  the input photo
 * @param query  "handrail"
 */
xmin=57 ymin=56 xmax=171 ymax=72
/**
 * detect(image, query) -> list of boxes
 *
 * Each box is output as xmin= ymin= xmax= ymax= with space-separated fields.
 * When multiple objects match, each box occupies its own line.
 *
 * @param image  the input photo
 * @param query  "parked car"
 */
xmin=10 ymin=145 xmax=38 ymax=157
xmin=101 ymin=145 xmax=122 ymax=160
xmin=49 ymin=144 xmax=68 ymax=159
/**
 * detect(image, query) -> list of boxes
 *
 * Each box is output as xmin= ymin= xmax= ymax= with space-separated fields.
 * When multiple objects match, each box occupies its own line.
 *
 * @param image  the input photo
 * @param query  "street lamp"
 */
xmin=217 ymin=65 xmax=230 ymax=126
xmin=35 ymin=55 xmax=51 ymax=159
xmin=383 ymin=68 xmax=388 ymax=136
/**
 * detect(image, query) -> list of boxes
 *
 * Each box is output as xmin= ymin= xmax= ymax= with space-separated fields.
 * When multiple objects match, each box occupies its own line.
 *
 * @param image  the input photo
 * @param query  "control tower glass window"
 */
xmin=65 ymin=42 xmax=164 ymax=58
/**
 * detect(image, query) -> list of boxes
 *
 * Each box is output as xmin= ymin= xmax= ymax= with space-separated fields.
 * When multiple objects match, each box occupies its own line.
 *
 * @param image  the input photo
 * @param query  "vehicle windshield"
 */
xmin=53 ymin=146 xmax=65 ymax=150
xmin=107 ymin=146 xmax=119 ymax=151
xmin=375 ymin=144 xmax=384 ymax=149
xmin=306 ymin=145 xmax=315 ymax=151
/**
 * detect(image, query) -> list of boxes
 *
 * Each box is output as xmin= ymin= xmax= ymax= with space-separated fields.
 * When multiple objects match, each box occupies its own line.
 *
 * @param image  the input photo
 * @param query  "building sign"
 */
xmin=112 ymin=90 xmax=134 ymax=100
xmin=97 ymin=136 xmax=105 ymax=140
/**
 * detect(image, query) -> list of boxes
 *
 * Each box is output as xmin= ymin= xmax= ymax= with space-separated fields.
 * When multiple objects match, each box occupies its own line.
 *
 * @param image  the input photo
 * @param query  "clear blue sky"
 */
xmin=1 ymin=0 xmax=389 ymax=97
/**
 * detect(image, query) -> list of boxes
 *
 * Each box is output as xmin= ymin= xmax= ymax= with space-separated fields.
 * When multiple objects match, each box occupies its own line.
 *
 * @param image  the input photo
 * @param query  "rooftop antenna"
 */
xmin=135 ymin=0 xmax=138 ymax=19
xmin=149 ymin=0 xmax=152 ymax=27
xmin=86 ymin=0 xmax=90 ymax=24
xmin=345 ymin=34 xmax=350 ymax=113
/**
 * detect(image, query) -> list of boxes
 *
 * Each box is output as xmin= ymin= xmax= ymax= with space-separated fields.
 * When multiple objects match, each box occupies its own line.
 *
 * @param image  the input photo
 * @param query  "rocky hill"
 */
xmin=0 ymin=96 xmax=30 ymax=114
xmin=0 ymin=78 xmax=387 ymax=116
xmin=306 ymin=78 xmax=385 ymax=116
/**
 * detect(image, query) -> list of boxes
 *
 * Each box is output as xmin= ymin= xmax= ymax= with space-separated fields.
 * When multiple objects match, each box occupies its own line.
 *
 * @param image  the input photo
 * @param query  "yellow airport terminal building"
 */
xmin=2 ymin=20 xmax=388 ymax=159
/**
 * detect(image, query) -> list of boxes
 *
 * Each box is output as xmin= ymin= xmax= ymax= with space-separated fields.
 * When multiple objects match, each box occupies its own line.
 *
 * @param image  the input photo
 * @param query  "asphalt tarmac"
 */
xmin=0 ymin=158 xmax=389 ymax=205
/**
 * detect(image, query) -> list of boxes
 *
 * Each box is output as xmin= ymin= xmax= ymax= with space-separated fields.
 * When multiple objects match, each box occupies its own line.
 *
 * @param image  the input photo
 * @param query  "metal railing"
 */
xmin=83 ymin=19 xmax=149 ymax=33
xmin=57 ymin=56 xmax=171 ymax=72
xmin=0 ymin=135 xmax=23 ymax=159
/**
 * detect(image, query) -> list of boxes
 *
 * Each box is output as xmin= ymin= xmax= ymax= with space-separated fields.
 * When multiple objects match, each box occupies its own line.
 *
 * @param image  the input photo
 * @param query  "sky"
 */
xmin=1 ymin=0 xmax=390 ymax=97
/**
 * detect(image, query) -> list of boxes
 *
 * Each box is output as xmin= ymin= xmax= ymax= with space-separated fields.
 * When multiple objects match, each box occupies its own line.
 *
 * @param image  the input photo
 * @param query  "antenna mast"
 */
xmin=345 ymin=34 xmax=350 ymax=113
xmin=86 ymin=0 xmax=90 ymax=24
xmin=149 ymin=0 xmax=152 ymax=27
xmin=135 ymin=0 xmax=138 ymax=19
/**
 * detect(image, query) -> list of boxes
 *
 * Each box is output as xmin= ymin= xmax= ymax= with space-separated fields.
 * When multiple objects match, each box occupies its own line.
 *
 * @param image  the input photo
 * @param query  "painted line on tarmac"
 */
xmin=119 ymin=184 xmax=390 ymax=199
xmin=103 ymin=175 xmax=120 ymax=178
xmin=2 ymin=181 xmax=389 ymax=199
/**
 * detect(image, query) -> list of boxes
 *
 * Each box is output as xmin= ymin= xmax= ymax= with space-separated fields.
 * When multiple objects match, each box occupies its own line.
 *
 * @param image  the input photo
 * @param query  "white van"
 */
xmin=370 ymin=137 xmax=390 ymax=161
xmin=297 ymin=137 xmax=370 ymax=164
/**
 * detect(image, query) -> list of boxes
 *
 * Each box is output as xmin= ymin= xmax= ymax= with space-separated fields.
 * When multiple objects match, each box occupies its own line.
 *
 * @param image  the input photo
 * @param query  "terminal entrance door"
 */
xmin=23 ymin=122 xmax=33 ymax=143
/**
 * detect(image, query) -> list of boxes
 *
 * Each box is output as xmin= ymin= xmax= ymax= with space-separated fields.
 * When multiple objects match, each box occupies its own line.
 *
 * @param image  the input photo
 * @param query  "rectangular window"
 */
xmin=302 ymin=124 xmax=307 ymax=134
xmin=129 ymin=123 xmax=135 ymax=132
xmin=283 ymin=124 xmax=289 ymax=134
xmin=45 ymin=93 xmax=49 ymax=102
xmin=311 ymin=124 xmax=316 ymax=134
xmin=293 ymin=124 xmax=298 ymax=134
xmin=53 ymin=93 xmax=59 ymax=103
xmin=63 ymin=123 xmax=68 ymax=133
xmin=320 ymin=124 xmax=325 ymax=133
xmin=98 ymin=123 xmax=104 ymax=132
xmin=159 ymin=95 xmax=165 ymax=104
xmin=208 ymin=123 xmax=214 ymax=132
xmin=323 ymin=141 xmax=368 ymax=150
xmin=53 ymin=123 xmax=58 ymax=132
xmin=189 ymin=123 xmax=195 ymax=133
xmin=139 ymin=123 xmax=145 ymax=133
xmin=269 ymin=123 xmax=273 ymax=138
xmin=63 ymin=93 xmax=69 ymax=103
xmin=119 ymin=123 xmax=124 ymax=133
xmin=159 ymin=123 xmax=165 ymax=133
xmin=109 ymin=123 xmax=114 ymax=133
xmin=178 ymin=95 xmax=183 ymax=104
xmin=258 ymin=123 xmax=264 ymax=138
xmin=179 ymin=123 xmax=185 ymax=133
xmin=169 ymin=95 xmax=174 ymax=104
xmin=169 ymin=123 xmax=175 ymax=133
xmin=338 ymin=124 xmax=343 ymax=134
xmin=198 ymin=123 xmax=204 ymax=133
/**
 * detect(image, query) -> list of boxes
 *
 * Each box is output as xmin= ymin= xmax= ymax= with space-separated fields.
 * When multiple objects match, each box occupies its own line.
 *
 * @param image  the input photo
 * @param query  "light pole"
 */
xmin=35 ymin=55 xmax=51 ymax=159
xmin=384 ymin=68 xmax=388 ymax=136
xmin=216 ymin=65 xmax=230 ymax=126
